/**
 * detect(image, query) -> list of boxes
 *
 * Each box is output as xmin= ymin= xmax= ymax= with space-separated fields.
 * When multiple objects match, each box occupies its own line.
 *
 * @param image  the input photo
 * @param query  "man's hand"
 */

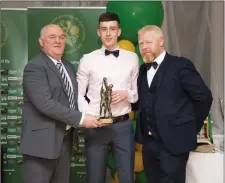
xmin=82 ymin=114 xmax=102 ymax=128
xmin=111 ymin=90 xmax=128 ymax=104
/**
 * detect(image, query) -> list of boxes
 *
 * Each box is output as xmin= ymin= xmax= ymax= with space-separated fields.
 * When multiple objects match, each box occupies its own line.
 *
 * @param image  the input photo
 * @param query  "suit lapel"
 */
xmin=155 ymin=53 xmax=171 ymax=91
xmin=42 ymin=52 xmax=79 ymax=108
xmin=41 ymin=52 xmax=68 ymax=95
xmin=139 ymin=53 xmax=171 ymax=94
xmin=139 ymin=65 xmax=149 ymax=93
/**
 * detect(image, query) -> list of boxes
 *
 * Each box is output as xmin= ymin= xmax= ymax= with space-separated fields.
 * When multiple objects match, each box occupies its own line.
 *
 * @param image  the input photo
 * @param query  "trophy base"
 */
xmin=99 ymin=118 xmax=113 ymax=124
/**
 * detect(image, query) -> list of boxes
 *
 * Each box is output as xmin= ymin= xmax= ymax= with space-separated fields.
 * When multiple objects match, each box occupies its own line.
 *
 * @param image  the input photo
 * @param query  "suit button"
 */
xmin=148 ymin=131 xmax=152 ymax=135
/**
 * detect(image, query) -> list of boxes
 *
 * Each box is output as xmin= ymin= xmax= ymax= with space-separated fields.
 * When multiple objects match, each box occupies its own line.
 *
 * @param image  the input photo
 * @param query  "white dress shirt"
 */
xmin=77 ymin=46 xmax=139 ymax=117
xmin=47 ymin=55 xmax=83 ymax=129
xmin=147 ymin=51 xmax=166 ymax=87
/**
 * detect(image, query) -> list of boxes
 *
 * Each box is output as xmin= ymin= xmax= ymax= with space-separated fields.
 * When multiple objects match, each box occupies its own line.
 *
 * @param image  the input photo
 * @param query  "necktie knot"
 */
xmin=56 ymin=62 xmax=62 ymax=69
xmin=145 ymin=61 xmax=158 ymax=70
xmin=105 ymin=49 xmax=119 ymax=57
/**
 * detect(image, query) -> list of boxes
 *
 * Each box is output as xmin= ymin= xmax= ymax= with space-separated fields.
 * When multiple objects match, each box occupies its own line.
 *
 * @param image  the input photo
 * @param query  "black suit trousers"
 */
xmin=142 ymin=136 xmax=189 ymax=183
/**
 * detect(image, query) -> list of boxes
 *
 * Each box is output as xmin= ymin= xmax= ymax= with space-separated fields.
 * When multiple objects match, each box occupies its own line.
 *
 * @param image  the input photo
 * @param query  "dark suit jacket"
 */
xmin=135 ymin=53 xmax=213 ymax=155
xmin=20 ymin=52 xmax=82 ymax=159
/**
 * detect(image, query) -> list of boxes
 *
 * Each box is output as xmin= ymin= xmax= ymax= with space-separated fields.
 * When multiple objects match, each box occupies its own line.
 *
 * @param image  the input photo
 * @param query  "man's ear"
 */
xmin=97 ymin=29 xmax=100 ymax=37
xmin=118 ymin=28 xmax=122 ymax=37
xmin=39 ymin=38 xmax=43 ymax=47
xmin=159 ymin=36 xmax=164 ymax=47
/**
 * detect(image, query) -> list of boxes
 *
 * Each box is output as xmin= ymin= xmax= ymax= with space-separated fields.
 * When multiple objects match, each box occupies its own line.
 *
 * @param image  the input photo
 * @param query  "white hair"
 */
xmin=138 ymin=25 xmax=164 ymax=38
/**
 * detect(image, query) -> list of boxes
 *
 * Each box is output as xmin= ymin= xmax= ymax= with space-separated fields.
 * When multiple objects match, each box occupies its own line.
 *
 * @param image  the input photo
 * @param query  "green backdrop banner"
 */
xmin=1 ymin=9 xmax=28 ymax=183
xmin=0 ymin=8 xmax=105 ymax=183
xmin=1 ymin=7 xmax=106 ymax=183
xmin=27 ymin=8 xmax=106 ymax=69
xmin=1 ymin=9 xmax=28 ymax=69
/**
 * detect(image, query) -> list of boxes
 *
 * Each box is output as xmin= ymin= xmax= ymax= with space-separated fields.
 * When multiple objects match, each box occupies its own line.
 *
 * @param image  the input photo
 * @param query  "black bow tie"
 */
xmin=105 ymin=49 xmax=119 ymax=57
xmin=145 ymin=61 xmax=158 ymax=70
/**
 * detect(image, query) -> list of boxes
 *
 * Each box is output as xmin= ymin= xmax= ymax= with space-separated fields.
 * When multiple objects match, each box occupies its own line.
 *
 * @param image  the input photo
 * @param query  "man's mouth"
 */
xmin=143 ymin=52 xmax=151 ymax=56
xmin=105 ymin=38 xmax=112 ymax=42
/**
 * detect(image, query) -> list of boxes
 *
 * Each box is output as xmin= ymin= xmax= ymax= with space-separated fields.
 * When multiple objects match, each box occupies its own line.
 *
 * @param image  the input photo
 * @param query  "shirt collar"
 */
xmin=47 ymin=55 xmax=62 ymax=66
xmin=154 ymin=50 xmax=166 ymax=66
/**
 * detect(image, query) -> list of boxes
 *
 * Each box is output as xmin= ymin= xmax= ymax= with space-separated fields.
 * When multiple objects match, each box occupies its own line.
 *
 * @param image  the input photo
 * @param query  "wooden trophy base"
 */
xmin=99 ymin=118 xmax=113 ymax=124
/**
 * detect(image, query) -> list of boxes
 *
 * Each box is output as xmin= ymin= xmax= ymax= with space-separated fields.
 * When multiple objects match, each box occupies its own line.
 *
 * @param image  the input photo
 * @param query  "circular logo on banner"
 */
xmin=52 ymin=15 xmax=86 ymax=53
xmin=1 ymin=21 xmax=8 ymax=48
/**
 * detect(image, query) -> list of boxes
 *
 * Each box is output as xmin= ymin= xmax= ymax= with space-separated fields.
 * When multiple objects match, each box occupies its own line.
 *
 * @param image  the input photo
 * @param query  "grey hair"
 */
xmin=39 ymin=24 xmax=61 ymax=39
xmin=39 ymin=27 xmax=45 ymax=38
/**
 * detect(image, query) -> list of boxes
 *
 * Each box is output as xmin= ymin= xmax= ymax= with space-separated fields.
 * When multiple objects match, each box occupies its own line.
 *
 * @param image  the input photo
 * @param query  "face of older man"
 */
xmin=39 ymin=24 xmax=65 ymax=60
xmin=138 ymin=30 xmax=164 ymax=63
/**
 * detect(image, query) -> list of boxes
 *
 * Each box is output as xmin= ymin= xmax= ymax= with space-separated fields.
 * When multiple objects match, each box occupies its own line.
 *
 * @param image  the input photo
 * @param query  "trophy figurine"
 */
xmin=99 ymin=77 xmax=113 ymax=124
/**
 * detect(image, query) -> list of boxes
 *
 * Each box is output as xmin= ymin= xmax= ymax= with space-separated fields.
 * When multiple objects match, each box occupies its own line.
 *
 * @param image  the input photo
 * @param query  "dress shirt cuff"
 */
xmin=126 ymin=89 xmax=138 ymax=103
xmin=79 ymin=113 xmax=85 ymax=126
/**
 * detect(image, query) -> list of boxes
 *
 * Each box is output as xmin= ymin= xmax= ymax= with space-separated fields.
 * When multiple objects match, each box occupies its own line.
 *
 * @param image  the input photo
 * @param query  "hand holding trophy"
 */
xmin=99 ymin=77 xmax=113 ymax=125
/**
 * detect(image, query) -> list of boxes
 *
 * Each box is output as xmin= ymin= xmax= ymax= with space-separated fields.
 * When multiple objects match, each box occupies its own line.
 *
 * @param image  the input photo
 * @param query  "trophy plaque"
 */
xmin=99 ymin=77 xmax=113 ymax=124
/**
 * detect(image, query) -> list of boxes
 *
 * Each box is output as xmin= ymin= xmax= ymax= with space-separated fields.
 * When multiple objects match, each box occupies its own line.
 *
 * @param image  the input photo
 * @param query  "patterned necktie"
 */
xmin=105 ymin=49 xmax=120 ymax=57
xmin=56 ymin=62 xmax=75 ymax=109
xmin=145 ymin=61 xmax=158 ymax=70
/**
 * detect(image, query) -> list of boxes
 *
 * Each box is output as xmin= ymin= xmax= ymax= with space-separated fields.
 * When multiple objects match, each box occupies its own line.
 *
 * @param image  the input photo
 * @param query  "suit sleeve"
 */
xmin=180 ymin=59 xmax=213 ymax=133
xmin=134 ymin=67 xmax=144 ymax=144
xmin=134 ymin=111 xmax=144 ymax=144
xmin=23 ymin=62 xmax=82 ymax=128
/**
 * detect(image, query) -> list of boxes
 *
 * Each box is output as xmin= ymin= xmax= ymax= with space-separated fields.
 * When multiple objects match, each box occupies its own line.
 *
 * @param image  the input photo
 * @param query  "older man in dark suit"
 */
xmin=135 ymin=25 xmax=213 ymax=183
xmin=20 ymin=24 xmax=102 ymax=183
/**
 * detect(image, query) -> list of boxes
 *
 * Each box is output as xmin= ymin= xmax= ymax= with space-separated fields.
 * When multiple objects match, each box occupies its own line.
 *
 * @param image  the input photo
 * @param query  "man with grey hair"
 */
xmin=135 ymin=25 xmax=213 ymax=183
xmin=20 ymin=24 xmax=102 ymax=183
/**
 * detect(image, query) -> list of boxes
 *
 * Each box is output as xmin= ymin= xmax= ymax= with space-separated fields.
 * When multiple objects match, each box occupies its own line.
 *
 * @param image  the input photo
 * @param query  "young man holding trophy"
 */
xmin=77 ymin=12 xmax=139 ymax=183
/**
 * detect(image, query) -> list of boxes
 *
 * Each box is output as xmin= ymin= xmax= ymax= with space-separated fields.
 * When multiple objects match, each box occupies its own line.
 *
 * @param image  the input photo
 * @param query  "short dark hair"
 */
xmin=98 ymin=12 xmax=120 ymax=25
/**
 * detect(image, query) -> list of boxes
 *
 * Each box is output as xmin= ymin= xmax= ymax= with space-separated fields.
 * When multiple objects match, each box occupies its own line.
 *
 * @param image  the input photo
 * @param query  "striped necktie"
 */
xmin=56 ymin=62 xmax=75 ymax=109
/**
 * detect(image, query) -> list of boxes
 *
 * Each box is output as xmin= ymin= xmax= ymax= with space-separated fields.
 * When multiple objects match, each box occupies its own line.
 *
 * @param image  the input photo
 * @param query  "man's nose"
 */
xmin=55 ymin=37 xmax=61 ymax=42
xmin=142 ymin=43 xmax=148 ymax=49
xmin=106 ymin=29 xmax=111 ymax=36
